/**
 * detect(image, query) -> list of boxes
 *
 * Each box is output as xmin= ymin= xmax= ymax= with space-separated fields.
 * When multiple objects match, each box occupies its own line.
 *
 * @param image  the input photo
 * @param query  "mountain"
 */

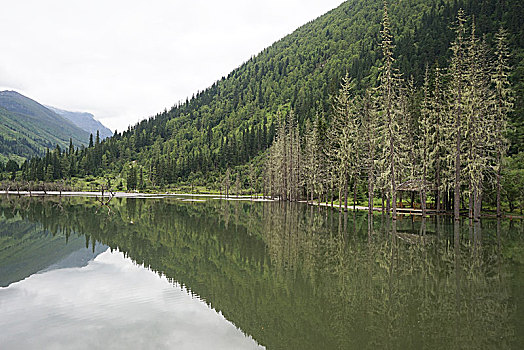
xmin=46 ymin=106 xmax=113 ymax=139
xmin=118 ymin=0 xmax=519 ymax=169
xmin=0 ymin=214 xmax=107 ymax=287
xmin=14 ymin=0 xmax=524 ymax=184
xmin=0 ymin=91 xmax=90 ymax=163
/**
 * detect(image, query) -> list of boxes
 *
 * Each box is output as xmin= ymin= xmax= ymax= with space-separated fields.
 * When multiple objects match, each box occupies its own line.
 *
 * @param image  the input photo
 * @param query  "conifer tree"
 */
xmin=378 ymin=1 xmax=403 ymax=219
xmin=223 ymin=168 xmax=231 ymax=198
xmin=449 ymin=9 xmax=467 ymax=220
xmin=463 ymin=22 xmax=494 ymax=221
xmin=429 ymin=64 xmax=446 ymax=212
xmin=360 ymin=89 xmax=378 ymax=214
xmin=127 ymin=165 xmax=137 ymax=191
xmin=249 ymin=162 xmax=256 ymax=199
xmin=303 ymin=120 xmax=316 ymax=203
xmin=419 ymin=66 xmax=432 ymax=215
xmin=329 ymin=74 xmax=357 ymax=211
xmin=235 ymin=174 xmax=241 ymax=195
xmin=492 ymin=27 xmax=512 ymax=217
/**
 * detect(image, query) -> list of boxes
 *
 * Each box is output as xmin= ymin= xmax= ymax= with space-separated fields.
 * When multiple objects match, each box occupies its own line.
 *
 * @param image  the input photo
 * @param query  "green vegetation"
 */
xmin=0 ymin=91 xmax=89 ymax=162
xmin=3 ymin=0 xmax=523 ymax=213
xmin=265 ymin=4 xmax=522 ymax=219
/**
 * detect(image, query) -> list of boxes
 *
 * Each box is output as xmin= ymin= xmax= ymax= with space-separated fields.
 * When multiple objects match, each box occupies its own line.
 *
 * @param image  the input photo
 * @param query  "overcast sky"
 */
xmin=0 ymin=0 xmax=345 ymax=132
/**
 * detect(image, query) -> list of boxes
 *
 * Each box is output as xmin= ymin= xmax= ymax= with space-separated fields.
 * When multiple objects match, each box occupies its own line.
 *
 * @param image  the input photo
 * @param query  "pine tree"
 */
xmin=449 ymin=9 xmax=467 ymax=220
xmin=492 ymin=27 xmax=512 ymax=217
xmin=463 ymin=21 xmax=494 ymax=221
xmin=329 ymin=74 xmax=357 ymax=211
xmin=378 ymin=1 xmax=403 ymax=219
xmin=303 ymin=119 xmax=316 ymax=203
xmin=139 ymin=167 xmax=145 ymax=190
xmin=127 ymin=165 xmax=137 ymax=191
xmin=360 ymin=89 xmax=378 ymax=214
xmin=249 ymin=163 xmax=256 ymax=199
xmin=234 ymin=174 xmax=241 ymax=196
xmin=429 ymin=63 xmax=447 ymax=212
xmin=419 ymin=65 xmax=432 ymax=215
xmin=223 ymin=167 xmax=231 ymax=198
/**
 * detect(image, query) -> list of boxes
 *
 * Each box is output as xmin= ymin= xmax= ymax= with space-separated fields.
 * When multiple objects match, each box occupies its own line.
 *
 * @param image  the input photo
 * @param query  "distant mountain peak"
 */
xmin=46 ymin=106 xmax=113 ymax=139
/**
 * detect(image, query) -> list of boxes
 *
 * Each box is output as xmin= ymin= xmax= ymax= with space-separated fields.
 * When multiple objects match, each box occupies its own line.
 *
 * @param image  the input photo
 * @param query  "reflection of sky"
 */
xmin=0 ymin=249 xmax=264 ymax=350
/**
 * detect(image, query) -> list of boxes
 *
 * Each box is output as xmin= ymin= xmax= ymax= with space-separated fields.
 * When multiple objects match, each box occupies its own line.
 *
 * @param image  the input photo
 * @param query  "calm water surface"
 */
xmin=0 ymin=196 xmax=522 ymax=349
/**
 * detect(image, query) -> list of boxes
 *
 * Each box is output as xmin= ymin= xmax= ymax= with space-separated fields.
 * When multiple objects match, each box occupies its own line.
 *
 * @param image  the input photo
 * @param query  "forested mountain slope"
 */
xmin=0 ymin=91 xmax=89 ymax=163
xmin=17 ymin=0 xmax=524 ymax=188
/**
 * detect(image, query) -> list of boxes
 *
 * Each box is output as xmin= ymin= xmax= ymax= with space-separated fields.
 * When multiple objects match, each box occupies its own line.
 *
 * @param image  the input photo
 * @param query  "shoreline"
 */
xmin=1 ymin=191 xmax=522 ymax=219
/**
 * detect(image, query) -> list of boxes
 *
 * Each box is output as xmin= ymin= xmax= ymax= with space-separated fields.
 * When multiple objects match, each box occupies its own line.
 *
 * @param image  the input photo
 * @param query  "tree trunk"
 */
xmin=496 ymin=152 xmax=502 ymax=217
xmin=344 ymin=177 xmax=348 ymax=212
xmin=368 ymin=177 xmax=374 ymax=215
xmin=436 ymin=185 xmax=441 ymax=213
xmin=353 ymin=179 xmax=357 ymax=211
xmin=421 ymin=189 xmax=427 ymax=216
xmin=474 ymin=189 xmax=482 ymax=222
xmin=469 ymin=189 xmax=474 ymax=220
xmin=390 ymin=157 xmax=397 ymax=220
xmin=454 ymin=101 xmax=461 ymax=220
xmin=339 ymin=187 xmax=342 ymax=213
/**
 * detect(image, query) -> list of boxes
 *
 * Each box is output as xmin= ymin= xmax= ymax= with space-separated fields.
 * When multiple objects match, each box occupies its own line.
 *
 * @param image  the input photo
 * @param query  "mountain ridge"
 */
xmin=0 ymin=90 xmax=89 ymax=162
xmin=46 ymin=105 xmax=113 ymax=139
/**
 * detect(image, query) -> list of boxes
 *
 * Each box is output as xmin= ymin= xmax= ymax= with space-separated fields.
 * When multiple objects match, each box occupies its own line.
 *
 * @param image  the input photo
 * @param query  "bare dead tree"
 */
xmin=95 ymin=182 xmax=116 ymax=214
xmin=57 ymin=180 xmax=66 ymax=197
xmin=28 ymin=181 xmax=35 ymax=197
xmin=3 ymin=180 xmax=12 ymax=195
xmin=15 ymin=181 xmax=22 ymax=196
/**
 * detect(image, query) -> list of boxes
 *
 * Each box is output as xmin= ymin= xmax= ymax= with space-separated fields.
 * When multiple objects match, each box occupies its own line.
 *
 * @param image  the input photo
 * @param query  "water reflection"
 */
xmin=0 ymin=196 xmax=522 ymax=349
xmin=0 ymin=249 xmax=263 ymax=350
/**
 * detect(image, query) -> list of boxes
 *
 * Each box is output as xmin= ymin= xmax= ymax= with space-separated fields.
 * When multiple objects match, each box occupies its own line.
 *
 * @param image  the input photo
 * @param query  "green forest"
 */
xmin=1 ymin=0 xmax=523 ymax=216
xmin=0 ymin=91 xmax=89 ymax=163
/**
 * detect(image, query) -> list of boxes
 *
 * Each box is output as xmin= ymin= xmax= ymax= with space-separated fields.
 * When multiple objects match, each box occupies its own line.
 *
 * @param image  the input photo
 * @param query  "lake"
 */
xmin=0 ymin=195 xmax=522 ymax=349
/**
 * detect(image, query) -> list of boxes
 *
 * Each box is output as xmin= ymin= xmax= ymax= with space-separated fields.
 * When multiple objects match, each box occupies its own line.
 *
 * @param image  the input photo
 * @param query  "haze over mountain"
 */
xmin=0 ymin=91 xmax=89 ymax=162
xmin=46 ymin=106 xmax=113 ymax=139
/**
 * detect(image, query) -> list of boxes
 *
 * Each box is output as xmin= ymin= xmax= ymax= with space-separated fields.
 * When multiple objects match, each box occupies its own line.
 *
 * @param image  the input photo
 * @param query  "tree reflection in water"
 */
xmin=0 ymin=196 xmax=522 ymax=349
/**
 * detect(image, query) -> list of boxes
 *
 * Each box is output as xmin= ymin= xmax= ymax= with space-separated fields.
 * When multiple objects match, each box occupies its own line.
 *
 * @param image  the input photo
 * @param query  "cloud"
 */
xmin=0 ymin=250 xmax=263 ymax=350
xmin=0 ymin=0 xmax=345 ymax=131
